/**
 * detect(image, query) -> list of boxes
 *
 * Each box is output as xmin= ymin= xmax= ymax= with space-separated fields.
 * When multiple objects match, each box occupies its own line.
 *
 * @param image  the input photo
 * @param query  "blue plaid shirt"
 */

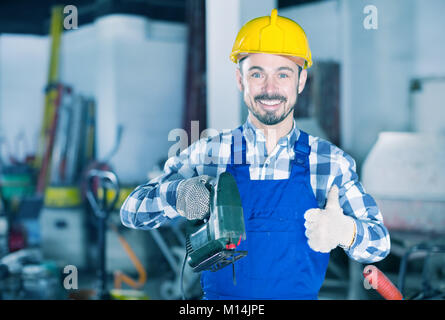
xmin=120 ymin=118 xmax=390 ymax=263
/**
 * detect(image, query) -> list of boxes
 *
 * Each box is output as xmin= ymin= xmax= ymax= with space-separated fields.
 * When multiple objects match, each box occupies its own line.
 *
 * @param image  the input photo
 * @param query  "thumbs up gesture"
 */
xmin=304 ymin=185 xmax=356 ymax=253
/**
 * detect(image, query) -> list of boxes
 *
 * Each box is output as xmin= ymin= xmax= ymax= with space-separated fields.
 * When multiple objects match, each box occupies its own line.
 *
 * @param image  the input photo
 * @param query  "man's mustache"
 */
xmin=254 ymin=94 xmax=287 ymax=103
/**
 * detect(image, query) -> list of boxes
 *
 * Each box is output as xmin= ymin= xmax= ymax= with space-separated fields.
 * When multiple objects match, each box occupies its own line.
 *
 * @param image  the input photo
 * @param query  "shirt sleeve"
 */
xmin=332 ymin=149 xmax=391 ymax=263
xmin=119 ymin=138 xmax=204 ymax=230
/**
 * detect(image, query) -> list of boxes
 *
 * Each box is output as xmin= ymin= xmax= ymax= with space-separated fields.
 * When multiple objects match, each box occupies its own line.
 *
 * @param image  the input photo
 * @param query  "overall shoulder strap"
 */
xmin=293 ymin=129 xmax=311 ymax=166
xmin=230 ymin=125 xmax=247 ymax=165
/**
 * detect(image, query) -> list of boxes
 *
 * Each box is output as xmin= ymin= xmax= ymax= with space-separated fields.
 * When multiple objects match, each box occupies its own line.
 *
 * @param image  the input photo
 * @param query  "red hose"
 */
xmin=363 ymin=265 xmax=403 ymax=300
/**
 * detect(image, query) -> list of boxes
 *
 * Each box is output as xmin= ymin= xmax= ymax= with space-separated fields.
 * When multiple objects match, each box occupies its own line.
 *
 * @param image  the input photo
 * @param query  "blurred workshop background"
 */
xmin=0 ymin=0 xmax=445 ymax=300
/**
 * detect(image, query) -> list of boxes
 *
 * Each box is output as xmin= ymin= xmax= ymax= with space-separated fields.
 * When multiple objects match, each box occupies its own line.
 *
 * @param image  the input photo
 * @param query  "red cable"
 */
xmin=363 ymin=265 xmax=403 ymax=300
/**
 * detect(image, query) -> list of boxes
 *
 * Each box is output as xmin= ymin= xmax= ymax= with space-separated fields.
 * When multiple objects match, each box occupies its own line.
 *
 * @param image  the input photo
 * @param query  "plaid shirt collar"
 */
xmin=242 ymin=117 xmax=301 ymax=154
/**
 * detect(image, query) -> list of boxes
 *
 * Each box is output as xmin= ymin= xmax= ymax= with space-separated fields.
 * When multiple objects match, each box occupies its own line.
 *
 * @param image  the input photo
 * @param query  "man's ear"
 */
xmin=236 ymin=67 xmax=244 ymax=92
xmin=298 ymin=68 xmax=308 ymax=94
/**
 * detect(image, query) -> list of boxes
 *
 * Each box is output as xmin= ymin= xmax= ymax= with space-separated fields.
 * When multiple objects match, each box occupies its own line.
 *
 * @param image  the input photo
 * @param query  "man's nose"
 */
xmin=262 ymin=76 xmax=278 ymax=95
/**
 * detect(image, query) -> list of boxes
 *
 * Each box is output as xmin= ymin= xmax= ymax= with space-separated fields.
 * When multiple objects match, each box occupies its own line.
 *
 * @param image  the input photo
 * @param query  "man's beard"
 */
xmin=247 ymin=93 xmax=298 ymax=126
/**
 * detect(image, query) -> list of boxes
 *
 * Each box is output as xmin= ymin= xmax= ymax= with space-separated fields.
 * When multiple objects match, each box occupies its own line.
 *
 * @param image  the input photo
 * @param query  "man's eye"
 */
xmin=278 ymin=73 xmax=289 ymax=79
xmin=251 ymin=72 xmax=261 ymax=78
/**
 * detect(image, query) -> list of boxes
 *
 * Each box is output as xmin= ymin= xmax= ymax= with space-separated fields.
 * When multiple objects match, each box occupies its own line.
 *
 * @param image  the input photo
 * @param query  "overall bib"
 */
xmin=201 ymin=127 xmax=330 ymax=300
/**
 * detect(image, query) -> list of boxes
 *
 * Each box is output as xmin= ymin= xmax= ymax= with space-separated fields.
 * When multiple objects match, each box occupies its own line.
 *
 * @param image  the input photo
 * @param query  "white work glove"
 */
xmin=176 ymin=175 xmax=215 ymax=220
xmin=304 ymin=185 xmax=356 ymax=253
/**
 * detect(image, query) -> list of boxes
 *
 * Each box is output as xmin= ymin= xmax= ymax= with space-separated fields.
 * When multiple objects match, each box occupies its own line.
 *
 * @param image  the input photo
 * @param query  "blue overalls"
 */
xmin=201 ymin=126 xmax=330 ymax=300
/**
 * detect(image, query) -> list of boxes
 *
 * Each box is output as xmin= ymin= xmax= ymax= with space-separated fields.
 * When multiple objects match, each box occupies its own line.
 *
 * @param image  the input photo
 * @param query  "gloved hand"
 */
xmin=304 ymin=185 xmax=356 ymax=253
xmin=176 ymin=175 xmax=215 ymax=220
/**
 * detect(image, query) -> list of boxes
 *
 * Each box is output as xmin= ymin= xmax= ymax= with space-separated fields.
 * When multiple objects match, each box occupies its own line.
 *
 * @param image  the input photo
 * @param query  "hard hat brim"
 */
xmin=233 ymin=52 xmax=310 ymax=69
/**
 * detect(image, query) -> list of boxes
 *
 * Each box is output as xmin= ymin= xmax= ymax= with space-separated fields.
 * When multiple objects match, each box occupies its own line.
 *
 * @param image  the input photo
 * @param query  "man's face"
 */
xmin=236 ymin=53 xmax=306 ymax=126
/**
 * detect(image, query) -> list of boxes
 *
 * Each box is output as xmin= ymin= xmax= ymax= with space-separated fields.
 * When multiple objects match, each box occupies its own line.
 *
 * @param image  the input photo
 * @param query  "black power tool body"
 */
xmin=185 ymin=172 xmax=247 ymax=274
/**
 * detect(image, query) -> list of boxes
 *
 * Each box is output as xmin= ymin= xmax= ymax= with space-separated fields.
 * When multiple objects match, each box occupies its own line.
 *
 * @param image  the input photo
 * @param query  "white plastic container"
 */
xmin=362 ymin=132 xmax=445 ymax=233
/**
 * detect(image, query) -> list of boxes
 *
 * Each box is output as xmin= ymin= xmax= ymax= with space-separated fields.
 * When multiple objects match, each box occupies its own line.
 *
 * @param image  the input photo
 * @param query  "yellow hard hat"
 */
xmin=230 ymin=8 xmax=312 ymax=69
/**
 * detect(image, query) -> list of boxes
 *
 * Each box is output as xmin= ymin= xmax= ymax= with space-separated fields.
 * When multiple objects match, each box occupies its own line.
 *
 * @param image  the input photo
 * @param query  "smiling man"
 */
xmin=120 ymin=9 xmax=390 ymax=300
xmin=236 ymin=52 xmax=306 ymax=156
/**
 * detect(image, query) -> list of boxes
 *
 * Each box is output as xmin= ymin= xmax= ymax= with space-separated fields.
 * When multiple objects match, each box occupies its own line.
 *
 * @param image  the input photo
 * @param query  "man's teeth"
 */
xmin=259 ymin=100 xmax=281 ymax=106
